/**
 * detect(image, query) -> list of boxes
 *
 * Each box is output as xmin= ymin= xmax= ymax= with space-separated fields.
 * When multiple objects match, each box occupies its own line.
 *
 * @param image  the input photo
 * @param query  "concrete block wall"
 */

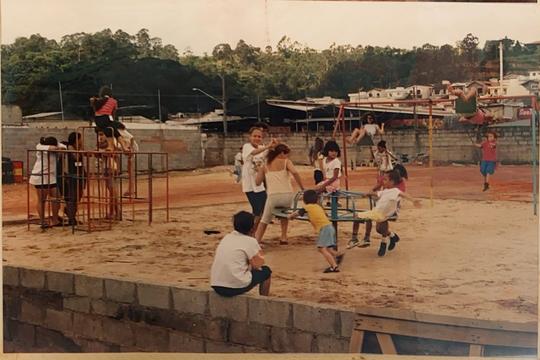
xmin=207 ymin=127 xmax=539 ymax=167
xmin=1 ymin=125 xmax=202 ymax=172
xmin=3 ymin=265 xmax=354 ymax=353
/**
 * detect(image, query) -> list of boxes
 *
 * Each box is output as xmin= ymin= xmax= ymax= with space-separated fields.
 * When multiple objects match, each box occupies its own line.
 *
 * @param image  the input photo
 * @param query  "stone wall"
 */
xmin=3 ymin=265 xmax=536 ymax=355
xmin=3 ymin=265 xmax=353 ymax=353
xmin=207 ymin=127 xmax=538 ymax=167
xmin=1 ymin=125 xmax=202 ymax=172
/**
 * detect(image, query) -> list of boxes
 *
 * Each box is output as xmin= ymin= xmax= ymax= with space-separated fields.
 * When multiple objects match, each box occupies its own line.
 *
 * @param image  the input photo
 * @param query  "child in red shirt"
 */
xmin=474 ymin=131 xmax=497 ymax=191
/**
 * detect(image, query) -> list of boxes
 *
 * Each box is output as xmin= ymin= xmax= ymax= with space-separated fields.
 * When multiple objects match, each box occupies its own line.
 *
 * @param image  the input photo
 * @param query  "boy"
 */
xmin=348 ymin=169 xmax=406 ymax=249
xmin=353 ymin=171 xmax=421 ymax=256
xmin=474 ymin=131 xmax=497 ymax=192
xmin=288 ymin=190 xmax=344 ymax=273
xmin=210 ymin=211 xmax=272 ymax=297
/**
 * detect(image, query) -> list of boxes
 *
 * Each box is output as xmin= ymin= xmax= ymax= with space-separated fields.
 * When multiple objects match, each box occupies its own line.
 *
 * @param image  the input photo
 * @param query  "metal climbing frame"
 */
xmin=26 ymin=147 xmax=170 ymax=232
xmin=334 ymin=95 xmax=539 ymax=214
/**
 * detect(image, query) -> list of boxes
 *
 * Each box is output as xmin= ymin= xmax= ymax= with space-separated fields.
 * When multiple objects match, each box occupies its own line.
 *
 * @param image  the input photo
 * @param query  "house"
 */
xmin=527 ymin=70 xmax=540 ymax=80
xmin=520 ymin=79 xmax=540 ymax=96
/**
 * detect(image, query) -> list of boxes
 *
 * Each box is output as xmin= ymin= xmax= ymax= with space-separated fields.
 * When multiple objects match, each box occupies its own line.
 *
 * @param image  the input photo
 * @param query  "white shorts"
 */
xmin=261 ymin=192 xmax=294 ymax=224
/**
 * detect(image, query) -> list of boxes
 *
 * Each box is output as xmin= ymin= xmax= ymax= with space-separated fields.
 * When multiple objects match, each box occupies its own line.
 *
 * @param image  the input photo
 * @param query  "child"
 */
xmin=373 ymin=140 xmax=397 ymax=175
xmin=347 ymin=113 xmax=384 ymax=145
xmin=317 ymin=140 xmax=341 ymax=194
xmin=309 ymin=137 xmax=325 ymax=184
xmin=96 ymin=130 xmax=120 ymax=219
xmin=90 ymin=86 xmax=121 ymax=151
xmin=474 ymin=131 xmax=497 ymax=191
xmin=352 ymin=171 xmax=421 ymax=256
xmin=348 ymin=169 xmax=406 ymax=248
xmin=233 ymin=147 xmax=243 ymax=183
xmin=288 ymin=190 xmax=344 ymax=273
xmin=117 ymin=122 xmax=138 ymax=197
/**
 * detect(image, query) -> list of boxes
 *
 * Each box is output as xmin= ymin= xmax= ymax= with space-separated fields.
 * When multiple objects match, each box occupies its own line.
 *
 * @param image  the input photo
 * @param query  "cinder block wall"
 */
xmin=207 ymin=127 xmax=538 ymax=167
xmin=3 ymin=265 xmax=536 ymax=355
xmin=1 ymin=125 xmax=202 ymax=171
xmin=3 ymin=265 xmax=354 ymax=353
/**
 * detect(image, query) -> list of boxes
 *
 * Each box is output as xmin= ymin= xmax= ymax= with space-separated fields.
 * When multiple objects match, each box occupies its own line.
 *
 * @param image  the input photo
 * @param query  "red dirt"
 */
xmin=3 ymin=164 xmax=535 ymax=221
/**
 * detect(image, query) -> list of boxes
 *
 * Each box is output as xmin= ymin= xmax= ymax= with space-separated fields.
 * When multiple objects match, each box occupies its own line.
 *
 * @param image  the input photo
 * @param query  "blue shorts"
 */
xmin=480 ymin=160 xmax=496 ymax=176
xmin=317 ymin=224 xmax=337 ymax=248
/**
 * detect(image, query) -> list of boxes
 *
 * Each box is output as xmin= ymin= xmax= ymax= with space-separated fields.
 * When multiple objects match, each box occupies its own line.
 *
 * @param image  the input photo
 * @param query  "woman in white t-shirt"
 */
xmin=347 ymin=113 xmax=384 ymax=145
xmin=29 ymin=136 xmax=65 ymax=228
xmin=241 ymin=127 xmax=278 ymax=233
xmin=316 ymin=140 xmax=342 ymax=193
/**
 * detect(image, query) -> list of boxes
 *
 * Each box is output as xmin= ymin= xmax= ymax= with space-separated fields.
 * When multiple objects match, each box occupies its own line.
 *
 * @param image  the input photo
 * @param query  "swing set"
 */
xmin=332 ymin=94 xmax=539 ymax=215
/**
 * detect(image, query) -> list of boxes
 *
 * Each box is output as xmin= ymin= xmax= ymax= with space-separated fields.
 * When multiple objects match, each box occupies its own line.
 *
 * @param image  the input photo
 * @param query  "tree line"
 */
xmin=2 ymin=29 xmax=539 ymax=119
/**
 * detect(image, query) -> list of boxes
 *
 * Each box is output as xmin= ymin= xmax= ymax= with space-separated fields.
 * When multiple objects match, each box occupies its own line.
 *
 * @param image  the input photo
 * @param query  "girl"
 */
xmin=309 ymin=137 xmax=325 ymax=184
xmin=347 ymin=113 xmax=384 ymax=145
xmin=96 ymin=130 xmax=120 ymax=219
xmin=255 ymin=144 xmax=305 ymax=245
xmin=90 ymin=86 xmax=121 ymax=151
xmin=317 ymin=140 xmax=342 ymax=194
xmin=373 ymin=140 xmax=397 ymax=177
xmin=58 ymin=132 xmax=86 ymax=226
xmin=241 ymin=127 xmax=278 ymax=233
xmin=29 ymin=137 xmax=64 ymax=228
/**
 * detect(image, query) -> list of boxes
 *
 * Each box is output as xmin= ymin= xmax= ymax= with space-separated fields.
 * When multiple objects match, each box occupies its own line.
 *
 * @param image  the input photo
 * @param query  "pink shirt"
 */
xmin=481 ymin=140 xmax=497 ymax=161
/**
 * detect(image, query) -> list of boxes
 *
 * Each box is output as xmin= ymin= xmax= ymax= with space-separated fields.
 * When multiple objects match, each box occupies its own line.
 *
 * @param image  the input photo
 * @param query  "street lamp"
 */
xmin=192 ymin=75 xmax=228 ymax=164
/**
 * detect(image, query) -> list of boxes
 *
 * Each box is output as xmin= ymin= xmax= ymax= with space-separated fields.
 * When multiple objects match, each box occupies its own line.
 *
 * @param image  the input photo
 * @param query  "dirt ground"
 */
xmin=2 ymin=165 xmax=538 ymax=323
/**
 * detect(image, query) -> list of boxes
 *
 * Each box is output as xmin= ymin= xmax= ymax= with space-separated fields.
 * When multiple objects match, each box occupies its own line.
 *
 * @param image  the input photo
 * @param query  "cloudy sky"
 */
xmin=2 ymin=0 xmax=539 ymax=54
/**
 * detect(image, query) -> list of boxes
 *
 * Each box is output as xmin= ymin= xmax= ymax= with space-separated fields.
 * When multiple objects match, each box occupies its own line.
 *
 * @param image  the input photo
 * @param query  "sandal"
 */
xmin=323 ymin=266 xmax=340 ymax=273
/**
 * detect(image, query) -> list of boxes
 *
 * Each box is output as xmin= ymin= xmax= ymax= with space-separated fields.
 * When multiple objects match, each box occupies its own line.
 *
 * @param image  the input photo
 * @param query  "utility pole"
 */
xmin=158 ymin=89 xmax=162 ymax=121
xmin=59 ymin=81 xmax=64 ymax=122
xmin=499 ymin=41 xmax=504 ymax=94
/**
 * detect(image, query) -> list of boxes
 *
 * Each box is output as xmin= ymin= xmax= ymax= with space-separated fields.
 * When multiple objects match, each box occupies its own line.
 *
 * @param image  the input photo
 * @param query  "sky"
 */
xmin=2 ymin=0 xmax=540 ymax=54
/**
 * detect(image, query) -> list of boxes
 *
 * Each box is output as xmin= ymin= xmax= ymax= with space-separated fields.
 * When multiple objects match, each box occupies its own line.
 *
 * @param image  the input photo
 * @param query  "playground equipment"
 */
xmin=332 ymin=95 xmax=539 ymax=214
xmin=272 ymin=190 xmax=374 ymax=223
xmin=26 ymin=128 xmax=170 ymax=232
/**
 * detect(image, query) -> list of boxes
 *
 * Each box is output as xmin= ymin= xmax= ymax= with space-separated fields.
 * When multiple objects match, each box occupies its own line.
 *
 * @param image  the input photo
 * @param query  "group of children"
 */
xmin=287 ymin=125 xmax=497 ymax=273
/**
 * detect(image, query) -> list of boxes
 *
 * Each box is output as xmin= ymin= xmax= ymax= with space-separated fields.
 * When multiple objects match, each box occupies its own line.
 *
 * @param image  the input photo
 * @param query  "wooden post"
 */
xmin=349 ymin=330 xmax=365 ymax=353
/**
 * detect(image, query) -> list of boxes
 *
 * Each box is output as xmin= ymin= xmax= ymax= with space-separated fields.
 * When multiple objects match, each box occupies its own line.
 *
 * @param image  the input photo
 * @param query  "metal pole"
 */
xmin=158 ymin=89 xmax=162 ymax=121
xmin=59 ymin=81 xmax=65 ymax=122
xmin=221 ymin=75 xmax=228 ymax=165
xmin=429 ymin=101 xmax=433 ymax=208
xmin=531 ymin=100 xmax=538 ymax=216
xmin=499 ymin=41 xmax=504 ymax=94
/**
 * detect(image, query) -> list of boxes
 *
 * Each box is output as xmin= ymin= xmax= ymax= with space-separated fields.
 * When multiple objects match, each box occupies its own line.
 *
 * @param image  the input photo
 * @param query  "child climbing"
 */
xmin=288 ymin=190 xmax=344 ymax=273
xmin=474 ymin=131 xmax=498 ymax=192
xmin=351 ymin=170 xmax=421 ymax=256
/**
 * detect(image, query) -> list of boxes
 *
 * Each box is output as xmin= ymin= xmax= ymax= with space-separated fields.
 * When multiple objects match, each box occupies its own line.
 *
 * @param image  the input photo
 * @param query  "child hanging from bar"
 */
xmin=288 ymin=190 xmax=345 ymax=273
xmin=352 ymin=170 xmax=421 ymax=256
xmin=474 ymin=131 xmax=498 ymax=192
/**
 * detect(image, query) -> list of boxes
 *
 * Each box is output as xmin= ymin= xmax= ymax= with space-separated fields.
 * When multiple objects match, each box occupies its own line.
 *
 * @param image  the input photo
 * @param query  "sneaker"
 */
xmin=358 ymin=238 xmax=371 ymax=248
xmin=336 ymin=254 xmax=345 ymax=265
xmin=378 ymin=242 xmax=387 ymax=257
xmin=347 ymin=239 xmax=359 ymax=249
xmin=483 ymin=182 xmax=489 ymax=192
xmin=323 ymin=266 xmax=340 ymax=273
xmin=388 ymin=233 xmax=400 ymax=251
